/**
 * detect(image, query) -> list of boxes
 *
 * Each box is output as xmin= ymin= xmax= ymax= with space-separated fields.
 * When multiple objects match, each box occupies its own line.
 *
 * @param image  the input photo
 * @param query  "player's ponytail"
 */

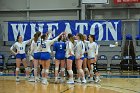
xmin=68 ymin=33 xmax=74 ymax=44
xmin=34 ymin=31 xmax=41 ymax=43
xmin=41 ymin=34 xmax=46 ymax=44
xmin=58 ymin=36 xmax=62 ymax=42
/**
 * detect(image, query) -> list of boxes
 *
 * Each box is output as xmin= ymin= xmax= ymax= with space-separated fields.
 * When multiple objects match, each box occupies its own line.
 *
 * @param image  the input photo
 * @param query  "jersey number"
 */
xmin=60 ymin=45 xmax=62 ymax=49
xmin=37 ymin=42 xmax=40 ymax=46
xmin=20 ymin=47 xmax=23 ymax=50
xmin=42 ymin=44 xmax=46 ymax=48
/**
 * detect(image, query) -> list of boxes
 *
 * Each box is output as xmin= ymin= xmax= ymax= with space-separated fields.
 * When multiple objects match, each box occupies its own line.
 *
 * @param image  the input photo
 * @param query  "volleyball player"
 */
xmin=27 ymin=46 xmax=34 ymax=78
xmin=75 ymin=33 xmax=86 ymax=83
xmin=10 ymin=35 xmax=33 ymax=82
xmin=40 ymin=32 xmax=64 ymax=85
xmin=83 ymin=35 xmax=90 ymax=79
xmin=87 ymin=35 xmax=101 ymax=83
xmin=29 ymin=31 xmax=41 ymax=82
xmin=65 ymin=33 xmax=75 ymax=84
xmin=53 ymin=35 xmax=66 ymax=83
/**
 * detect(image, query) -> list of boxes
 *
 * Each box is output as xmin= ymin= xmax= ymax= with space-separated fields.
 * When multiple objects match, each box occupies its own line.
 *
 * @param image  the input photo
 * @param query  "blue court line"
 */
xmin=102 ymin=75 xmax=140 ymax=78
xmin=0 ymin=74 xmax=140 ymax=78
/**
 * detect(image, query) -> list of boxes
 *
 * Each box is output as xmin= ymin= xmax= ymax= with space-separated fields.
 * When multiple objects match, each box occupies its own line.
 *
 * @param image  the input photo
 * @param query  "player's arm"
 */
xmin=94 ymin=43 xmax=99 ymax=62
xmin=30 ymin=41 xmax=35 ymax=55
xmin=10 ymin=43 xmax=17 ymax=55
xmin=81 ymin=42 xmax=85 ymax=56
xmin=48 ymin=32 xmax=63 ymax=45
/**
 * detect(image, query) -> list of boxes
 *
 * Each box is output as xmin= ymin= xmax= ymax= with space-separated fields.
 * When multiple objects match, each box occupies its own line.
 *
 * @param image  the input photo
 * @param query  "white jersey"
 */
xmin=41 ymin=36 xmax=59 ymax=53
xmin=30 ymin=39 xmax=41 ymax=53
xmin=87 ymin=41 xmax=98 ymax=59
xmin=84 ymin=40 xmax=88 ymax=53
xmin=10 ymin=40 xmax=31 ymax=54
xmin=65 ymin=41 xmax=75 ymax=58
xmin=75 ymin=40 xmax=85 ymax=59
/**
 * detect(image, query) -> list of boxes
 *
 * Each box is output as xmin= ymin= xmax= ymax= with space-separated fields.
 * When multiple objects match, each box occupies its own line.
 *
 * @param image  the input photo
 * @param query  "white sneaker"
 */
xmin=28 ymin=78 xmax=35 ymax=82
xmin=25 ymin=76 xmax=30 ymax=80
xmin=95 ymin=77 xmax=101 ymax=83
xmin=76 ymin=79 xmax=81 ymax=83
xmin=82 ymin=79 xmax=86 ymax=83
xmin=42 ymin=79 xmax=48 ymax=85
xmin=54 ymin=79 xmax=59 ymax=84
xmin=16 ymin=77 xmax=20 ymax=82
xmin=59 ymin=78 xmax=65 ymax=83
xmin=67 ymin=80 xmax=74 ymax=84
xmin=35 ymin=77 xmax=40 ymax=82
xmin=88 ymin=78 xmax=94 ymax=82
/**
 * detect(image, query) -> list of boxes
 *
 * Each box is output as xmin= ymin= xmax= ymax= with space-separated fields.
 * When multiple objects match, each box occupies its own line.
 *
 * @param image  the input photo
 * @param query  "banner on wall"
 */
xmin=2 ymin=20 xmax=122 ymax=41
xmin=82 ymin=0 xmax=108 ymax=4
xmin=114 ymin=0 xmax=140 ymax=4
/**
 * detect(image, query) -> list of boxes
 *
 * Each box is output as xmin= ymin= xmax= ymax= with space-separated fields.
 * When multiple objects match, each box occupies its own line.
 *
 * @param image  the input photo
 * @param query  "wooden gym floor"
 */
xmin=0 ymin=75 xmax=140 ymax=93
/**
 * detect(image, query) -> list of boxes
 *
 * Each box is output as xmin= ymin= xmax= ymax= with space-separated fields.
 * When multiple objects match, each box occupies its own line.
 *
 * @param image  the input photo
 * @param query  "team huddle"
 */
xmin=10 ymin=31 xmax=101 ymax=85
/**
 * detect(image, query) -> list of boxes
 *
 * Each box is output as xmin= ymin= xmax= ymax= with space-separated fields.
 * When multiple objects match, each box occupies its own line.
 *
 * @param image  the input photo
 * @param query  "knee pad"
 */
xmin=16 ymin=68 xmax=19 ymax=71
xmin=79 ymin=69 xmax=84 ymax=74
xmin=55 ymin=67 xmax=59 ymax=71
xmin=45 ymin=69 xmax=49 ymax=74
xmin=93 ymin=63 xmax=98 ymax=73
xmin=77 ymin=70 xmax=79 ymax=73
xmin=34 ymin=67 xmax=37 ymax=72
xmin=90 ymin=64 xmax=94 ymax=70
xmin=61 ymin=68 xmax=65 ymax=72
xmin=25 ymin=67 xmax=29 ymax=71
xmin=85 ymin=68 xmax=88 ymax=71
xmin=41 ymin=69 xmax=45 ymax=74
xmin=67 ymin=70 xmax=73 ymax=75
xmin=90 ymin=70 xmax=94 ymax=75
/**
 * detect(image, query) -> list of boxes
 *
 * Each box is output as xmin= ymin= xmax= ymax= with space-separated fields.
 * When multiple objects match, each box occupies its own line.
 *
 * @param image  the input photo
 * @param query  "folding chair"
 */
xmin=0 ymin=54 xmax=4 ymax=72
xmin=110 ymin=55 xmax=122 ymax=73
xmin=6 ymin=55 xmax=16 ymax=74
xmin=121 ymin=56 xmax=132 ymax=71
xmin=134 ymin=55 xmax=140 ymax=74
xmin=97 ymin=55 xmax=108 ymax=71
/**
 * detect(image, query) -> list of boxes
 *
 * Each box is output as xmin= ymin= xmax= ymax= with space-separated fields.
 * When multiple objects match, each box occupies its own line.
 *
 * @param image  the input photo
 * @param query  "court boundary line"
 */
xmin=60 ymin=85 xmax=75 ymax=93
xmin=87 ymin=84 xmax=140 ymax=93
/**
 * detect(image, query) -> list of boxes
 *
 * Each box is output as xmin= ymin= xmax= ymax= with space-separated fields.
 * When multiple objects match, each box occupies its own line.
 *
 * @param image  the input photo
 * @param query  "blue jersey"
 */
xmin=53 ymin=41 xmax=66 ymax=60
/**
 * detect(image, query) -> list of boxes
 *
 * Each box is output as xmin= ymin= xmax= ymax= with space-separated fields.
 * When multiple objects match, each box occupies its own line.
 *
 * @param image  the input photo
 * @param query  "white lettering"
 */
xmin=47 ymin=23 xmax=58 ymax=37
xmin=106 ymin=22 xmax=118 ymax=41
xmin=90 ymin=22 xmax=104 ymax=40
xmin=64 ymin=23 xmax=72 ymax=34
xmin=11 ymin=24 xmax=27 ymax=41
xmin=75 ymin=23 xmax=88 ymax=34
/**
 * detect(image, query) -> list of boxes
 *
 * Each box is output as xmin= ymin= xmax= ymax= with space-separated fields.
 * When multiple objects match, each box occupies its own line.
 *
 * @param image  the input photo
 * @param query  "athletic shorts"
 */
xmin=55 ymin=53 xmax=65 ymax=60
xmin=40 ymin=52 xmax=50 ymax=60
xmin=67 ymin=56 xmax=75 ymax=61
xmin=80 ymin=57 xmax=85 ymax=60
xmin=84 ymin=53 xmax=88 ymax=58
xmin=16 ymin=54 xmax=26 ymax=60
xmin=34 ymin=52 xmax=41 ymax=60
xmin=88 ymin=57 xmax=95 ymax=60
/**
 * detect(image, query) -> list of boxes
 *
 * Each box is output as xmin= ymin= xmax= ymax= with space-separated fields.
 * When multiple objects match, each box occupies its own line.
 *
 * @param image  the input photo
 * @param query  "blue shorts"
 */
xmin=16 ymin=54 xmax=26 ymax=60
xmin=34 ymin=52 xmax=41 ymax=60
xmin=84 ymin=54 xmax=88 ymax=58
xmin=55 ymin=53 xmax=65 ymax=60
xmin=67 ymin=56 xmax=75 ymax=61
xmin=40 ymin=52 xmax=50 ymax=60
xmin=80 ymin=57 xmax=85 ymax=60
xmin=88 ymin=57 xmax=95 ymax=60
